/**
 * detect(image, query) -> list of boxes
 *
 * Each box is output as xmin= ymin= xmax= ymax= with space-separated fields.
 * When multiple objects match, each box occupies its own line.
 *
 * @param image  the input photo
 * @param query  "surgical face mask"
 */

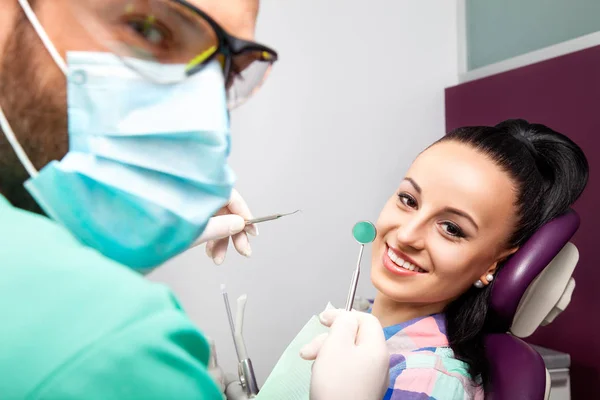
xmin=0 ymin=2 xmax=235 ymax=271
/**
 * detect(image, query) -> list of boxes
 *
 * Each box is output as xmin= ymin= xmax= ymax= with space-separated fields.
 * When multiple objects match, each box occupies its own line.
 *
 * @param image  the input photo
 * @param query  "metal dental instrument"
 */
xmin=345 ymin=221 xmax=377 ymax=312
xmin=221 ymin=285 xmax=260 ymax=398
xmin=345 ymin=246 xmax=364 ymax=312
xmin=221 ymin=284 xmax=241 ymax=361
xmin=245 ymin=210 xmax=301 ymax=225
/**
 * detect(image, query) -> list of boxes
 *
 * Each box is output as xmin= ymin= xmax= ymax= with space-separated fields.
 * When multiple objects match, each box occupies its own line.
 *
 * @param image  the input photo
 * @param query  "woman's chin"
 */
xmin=371 ymin=271 xmax=409 ymax=302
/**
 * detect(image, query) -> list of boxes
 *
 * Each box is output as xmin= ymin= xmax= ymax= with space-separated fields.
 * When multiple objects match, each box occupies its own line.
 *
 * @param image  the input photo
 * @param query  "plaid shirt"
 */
xmin=383 ymin=314 xmax=484 ymax=400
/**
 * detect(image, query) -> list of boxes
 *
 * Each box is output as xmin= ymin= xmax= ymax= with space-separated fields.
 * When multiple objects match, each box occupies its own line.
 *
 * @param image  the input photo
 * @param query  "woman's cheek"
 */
xmin=429 ymin=239 xmax=469 ymax=277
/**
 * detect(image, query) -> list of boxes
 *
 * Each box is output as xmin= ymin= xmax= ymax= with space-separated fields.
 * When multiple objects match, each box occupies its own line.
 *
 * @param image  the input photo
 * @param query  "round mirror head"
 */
xmin=352 ymin=221 xmax=377 ymax=244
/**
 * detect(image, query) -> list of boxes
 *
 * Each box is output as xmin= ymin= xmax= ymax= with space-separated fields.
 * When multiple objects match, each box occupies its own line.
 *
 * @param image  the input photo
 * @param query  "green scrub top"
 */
xmin=0 ymin=195 xmax=223 ymax=399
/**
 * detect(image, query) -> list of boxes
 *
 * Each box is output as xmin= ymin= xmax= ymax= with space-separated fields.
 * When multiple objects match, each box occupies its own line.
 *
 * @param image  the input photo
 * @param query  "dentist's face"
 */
xmin=0 ymin=0 xmax=260 ymax=212
xmin=370 ymin=141 xmax=518 ymax=311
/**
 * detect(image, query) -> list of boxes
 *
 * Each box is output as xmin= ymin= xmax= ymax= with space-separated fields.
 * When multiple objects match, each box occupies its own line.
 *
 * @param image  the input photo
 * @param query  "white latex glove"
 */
xmin=191 ymin=189 xmax=259 ymax=265
xmin=224 ymin=373 xmax=249 ymax=400
xmin=206 ymin=339 xmax=248 ymax=399
xmin=300 ymin=309 xmax=390 ymax=400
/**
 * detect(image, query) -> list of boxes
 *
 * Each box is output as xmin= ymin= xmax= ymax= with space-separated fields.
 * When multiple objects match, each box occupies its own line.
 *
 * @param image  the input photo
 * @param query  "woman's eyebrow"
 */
xmin=444 ymin=207 xmax=479 ymax=231
xmin=404 ymin=177 xmax=421 ymax=194
xmin=403 ymin=178 xmax=479 ymax=230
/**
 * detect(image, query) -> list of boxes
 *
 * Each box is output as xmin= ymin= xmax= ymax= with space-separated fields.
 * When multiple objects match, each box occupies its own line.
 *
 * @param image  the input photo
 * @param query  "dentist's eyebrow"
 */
xmin=404 ymin=177 xmax=421 ymax=194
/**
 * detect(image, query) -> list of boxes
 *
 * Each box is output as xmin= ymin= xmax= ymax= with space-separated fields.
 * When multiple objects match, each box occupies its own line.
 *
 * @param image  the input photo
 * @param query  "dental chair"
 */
xmin=485 ymin=209 xmax=581 ymax=400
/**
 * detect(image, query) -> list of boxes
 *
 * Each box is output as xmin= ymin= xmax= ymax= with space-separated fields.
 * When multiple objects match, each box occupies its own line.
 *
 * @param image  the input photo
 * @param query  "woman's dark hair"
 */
xmin=437 ymin=119 xmax=589 ymax=390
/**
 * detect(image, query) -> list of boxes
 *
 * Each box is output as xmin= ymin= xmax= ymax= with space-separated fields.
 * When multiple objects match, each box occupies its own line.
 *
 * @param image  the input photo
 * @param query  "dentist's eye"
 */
xmin=398 ymin=193 xmax=418 ymax=209
xmin=125 ymin=16 xmax=172 ymax=49
xmin=441 ymin=221 xmax=466 ymax=238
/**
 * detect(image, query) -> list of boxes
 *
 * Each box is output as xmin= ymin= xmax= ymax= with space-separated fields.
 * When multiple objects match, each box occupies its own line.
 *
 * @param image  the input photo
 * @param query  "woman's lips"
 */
xmin=382 ymin=245 xmax=427 ymax=276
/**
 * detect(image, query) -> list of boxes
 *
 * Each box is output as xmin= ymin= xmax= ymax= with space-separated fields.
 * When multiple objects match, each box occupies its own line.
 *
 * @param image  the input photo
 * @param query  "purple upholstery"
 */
xmin=489 ymin=210 xmax=580 ymax=332
xmin=485 ymin=334 xmax=547 ymax=400
xmin=485 ymin=210 xmax=580 ymax=399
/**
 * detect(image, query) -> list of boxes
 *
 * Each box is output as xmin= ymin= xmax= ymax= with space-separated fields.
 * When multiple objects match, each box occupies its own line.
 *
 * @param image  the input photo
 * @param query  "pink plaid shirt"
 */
xmin=382 ymin=314 xmax=484 ymax=400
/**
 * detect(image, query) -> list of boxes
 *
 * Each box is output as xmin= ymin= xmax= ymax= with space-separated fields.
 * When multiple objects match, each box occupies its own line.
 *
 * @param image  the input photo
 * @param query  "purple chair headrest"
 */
xmin=485 ymin=334 xmax=547 ymax=400
xmin=489 ymin=209 xmax=580 ymax=332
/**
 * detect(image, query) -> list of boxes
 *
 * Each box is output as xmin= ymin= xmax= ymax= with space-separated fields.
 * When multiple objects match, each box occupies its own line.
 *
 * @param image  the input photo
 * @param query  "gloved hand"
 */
xmin=300 ymin=309 xmax=390 ymax=400
xmin=224 ymin=373 xmax=250 ymax=400
xmin=191 ymin=189 xmax=259 ymax=265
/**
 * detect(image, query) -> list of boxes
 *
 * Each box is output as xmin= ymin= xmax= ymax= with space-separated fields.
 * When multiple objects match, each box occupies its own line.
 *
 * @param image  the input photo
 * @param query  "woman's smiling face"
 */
xmin=371 ymin=141 xmax=519 ymax=310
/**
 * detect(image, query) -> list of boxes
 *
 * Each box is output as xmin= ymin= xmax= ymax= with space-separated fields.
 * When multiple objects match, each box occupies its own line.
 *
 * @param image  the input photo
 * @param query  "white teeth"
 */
xmin=388 ymin=249 xmax=399 ymax=264
xmin=387 ymin=248 xmax=424 ymax=273
xmin=387 ymin=249 xmax=395 ymax=261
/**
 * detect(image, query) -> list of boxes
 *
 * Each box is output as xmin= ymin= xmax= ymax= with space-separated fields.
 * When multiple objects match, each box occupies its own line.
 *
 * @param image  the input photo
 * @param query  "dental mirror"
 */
xmin=345 ymin=221 xmax=377 ymax=311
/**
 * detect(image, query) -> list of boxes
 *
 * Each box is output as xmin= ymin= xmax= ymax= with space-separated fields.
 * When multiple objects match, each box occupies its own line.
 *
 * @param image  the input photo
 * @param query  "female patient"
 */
xmin=370 ymin=119 xmax=588 ymax=399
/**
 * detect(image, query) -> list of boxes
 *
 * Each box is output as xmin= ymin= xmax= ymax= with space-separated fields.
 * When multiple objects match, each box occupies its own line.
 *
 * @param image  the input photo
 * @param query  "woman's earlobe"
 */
xmin=475 ymin=271 xmax=495 ymax=288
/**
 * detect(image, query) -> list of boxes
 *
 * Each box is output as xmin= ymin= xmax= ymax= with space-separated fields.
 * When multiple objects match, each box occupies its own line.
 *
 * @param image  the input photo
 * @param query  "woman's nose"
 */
xmin=395 ymin=217 xmax=426 ymax=250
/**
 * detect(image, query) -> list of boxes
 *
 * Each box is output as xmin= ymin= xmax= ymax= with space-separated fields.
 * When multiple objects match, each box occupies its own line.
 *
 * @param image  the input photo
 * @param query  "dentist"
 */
xmin=0 ymin=0 xmax=389 ymax=398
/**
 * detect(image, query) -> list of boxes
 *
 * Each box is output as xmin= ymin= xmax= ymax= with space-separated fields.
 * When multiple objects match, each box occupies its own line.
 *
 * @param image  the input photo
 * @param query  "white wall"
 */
xmin=149 ymin=0 xmax=458 ymax=384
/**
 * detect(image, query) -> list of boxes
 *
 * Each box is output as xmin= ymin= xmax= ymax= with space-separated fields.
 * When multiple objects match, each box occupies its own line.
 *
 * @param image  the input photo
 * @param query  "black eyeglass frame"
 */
xmin=171 ymin=0 xmax=279 ymax=87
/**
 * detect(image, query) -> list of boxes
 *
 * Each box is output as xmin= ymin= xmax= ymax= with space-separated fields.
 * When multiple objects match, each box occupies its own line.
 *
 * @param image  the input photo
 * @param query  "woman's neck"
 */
xmin=371 ymin=292 xmax=447 ymax=328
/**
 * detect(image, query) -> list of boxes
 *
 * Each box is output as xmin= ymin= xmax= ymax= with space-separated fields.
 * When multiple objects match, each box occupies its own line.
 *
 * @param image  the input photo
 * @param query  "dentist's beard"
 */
xmin=0 ymin=12 xmax=67 ymax=214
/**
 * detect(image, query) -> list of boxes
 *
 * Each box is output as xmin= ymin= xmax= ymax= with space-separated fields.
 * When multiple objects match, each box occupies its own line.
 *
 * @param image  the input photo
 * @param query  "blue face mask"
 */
xmin=0 ymin=50 xmax=236 ymax=271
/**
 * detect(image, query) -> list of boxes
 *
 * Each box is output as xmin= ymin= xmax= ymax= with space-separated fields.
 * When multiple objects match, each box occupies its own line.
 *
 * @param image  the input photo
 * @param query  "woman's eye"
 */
xmin=441 ymin=222 xmax=465 ymax=238
xmin=398 ymin=193 xmax=418 ymax=209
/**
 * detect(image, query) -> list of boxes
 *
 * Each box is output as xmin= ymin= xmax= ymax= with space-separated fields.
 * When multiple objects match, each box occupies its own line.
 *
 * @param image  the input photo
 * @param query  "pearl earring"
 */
xmin=474 ymin=280 xmax=484 ymax=289
xmin=486 ymin=274 xmax=494 ymax=282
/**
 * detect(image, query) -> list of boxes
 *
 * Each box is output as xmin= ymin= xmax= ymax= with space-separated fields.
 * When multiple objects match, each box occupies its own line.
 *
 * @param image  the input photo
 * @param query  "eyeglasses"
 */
xmin=73 ymin=0 xmax=279 ymax=109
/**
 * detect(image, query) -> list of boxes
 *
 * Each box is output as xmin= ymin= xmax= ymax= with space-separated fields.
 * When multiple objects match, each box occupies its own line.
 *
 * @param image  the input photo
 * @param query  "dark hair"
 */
xmin=437 ymin=119 xmax=589 ymax=390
